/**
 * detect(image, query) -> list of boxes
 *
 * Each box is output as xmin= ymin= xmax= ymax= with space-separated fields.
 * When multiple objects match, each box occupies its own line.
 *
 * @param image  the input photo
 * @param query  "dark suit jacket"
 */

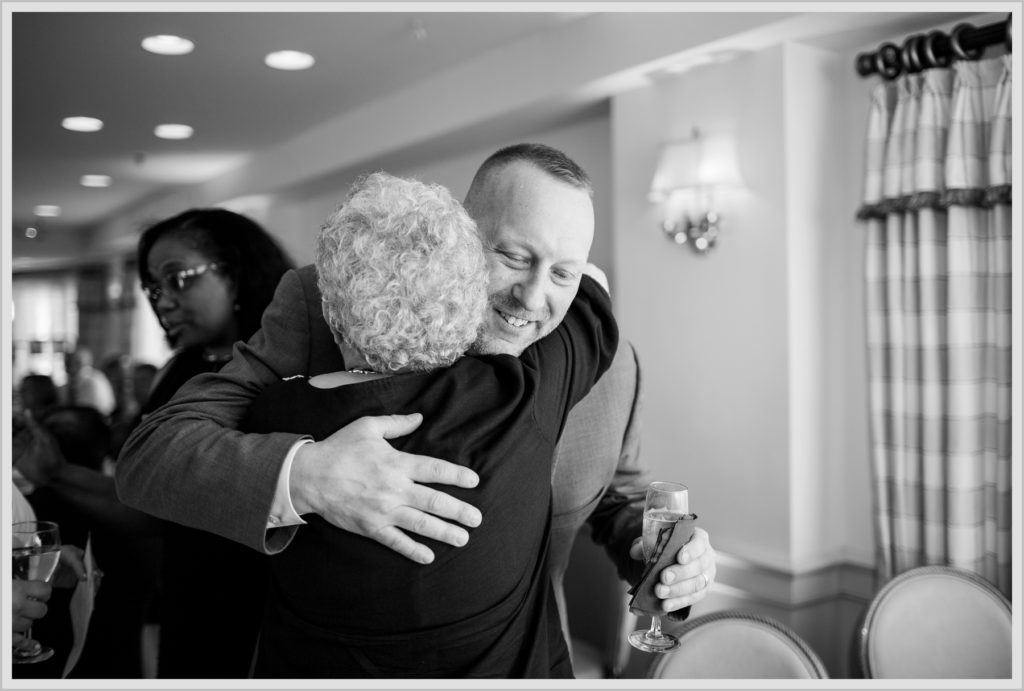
xmin=117 ymin=264 xmax=649 ymax=637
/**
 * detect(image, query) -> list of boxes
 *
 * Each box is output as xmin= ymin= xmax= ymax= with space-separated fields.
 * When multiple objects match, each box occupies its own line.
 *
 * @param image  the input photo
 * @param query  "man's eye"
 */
xmin=552 ymin=270 xmax=578 ymax=286
xmin=500 ymin=252 xmax=529 ymax=266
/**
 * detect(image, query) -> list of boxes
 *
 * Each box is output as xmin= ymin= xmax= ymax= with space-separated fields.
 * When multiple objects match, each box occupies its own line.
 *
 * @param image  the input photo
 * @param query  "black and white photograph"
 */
xmin=3 ymin=2 xmax=1019 ymax=686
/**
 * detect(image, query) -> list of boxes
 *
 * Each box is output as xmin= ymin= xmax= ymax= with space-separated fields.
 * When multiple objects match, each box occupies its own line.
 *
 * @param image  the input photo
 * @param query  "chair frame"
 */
xmin=646 ymin=609 xmax=828 ymax=679
xmin=856 ymin=565 xmax=1011 ymax=679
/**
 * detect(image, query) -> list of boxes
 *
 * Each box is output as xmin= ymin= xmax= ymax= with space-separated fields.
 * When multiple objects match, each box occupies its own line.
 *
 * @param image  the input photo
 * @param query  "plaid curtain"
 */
xmin=859 ymin=55 xmax=1011 ymax=599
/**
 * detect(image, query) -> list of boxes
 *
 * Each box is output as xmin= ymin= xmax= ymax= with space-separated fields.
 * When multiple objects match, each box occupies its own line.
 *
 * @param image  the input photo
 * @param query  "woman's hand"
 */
xmin=12 ymin=578 xmax=52 ymax=651
xmin=51 ymin=544 xmax=85 ymax=588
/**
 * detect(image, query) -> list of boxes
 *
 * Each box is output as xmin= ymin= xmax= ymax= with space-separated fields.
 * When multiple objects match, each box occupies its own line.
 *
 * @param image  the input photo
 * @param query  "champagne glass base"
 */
xmin=13 ymin=646 xmax=55 ymax=664
xmin=628 ymin=629 xmax=680 ymax=653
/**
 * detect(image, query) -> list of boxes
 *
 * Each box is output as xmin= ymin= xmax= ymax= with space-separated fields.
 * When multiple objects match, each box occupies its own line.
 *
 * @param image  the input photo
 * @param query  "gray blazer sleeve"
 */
xmin=586 ymin=343 xmax=650 ymax=585
xmin=115 ymin=267 xmax=323 ymax=554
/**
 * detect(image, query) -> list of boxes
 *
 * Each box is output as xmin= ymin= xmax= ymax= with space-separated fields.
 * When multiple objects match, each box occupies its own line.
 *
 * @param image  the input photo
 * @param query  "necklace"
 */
xmin=201 ymin=350 xmax=232 ymax=364
xmin=347 ymin=368 xmax=377 ymax=374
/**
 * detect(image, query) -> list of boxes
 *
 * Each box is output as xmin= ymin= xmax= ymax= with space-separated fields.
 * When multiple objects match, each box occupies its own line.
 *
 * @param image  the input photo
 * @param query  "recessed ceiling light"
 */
xmin=34 ymin=205 xmax=61 ymax=217
xmin=264 ymin=50 xmax=315 ymax=71
xmin=142 ymin=34 xmax=195 ymax=56
xmin=154 ymin=123 xmax=194 ymax=140
xmin=62 ymin=116 xmax=104 ymax=132
xmin=81 ymin=174 xmax=113 ymax=188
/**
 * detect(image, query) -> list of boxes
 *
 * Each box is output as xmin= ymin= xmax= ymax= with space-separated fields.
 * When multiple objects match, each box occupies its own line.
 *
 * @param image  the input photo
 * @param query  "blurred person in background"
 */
xmin=10 ymin=483 xmax=54 ymax=663
xmin=131 ymin=362 xmax=157 ymax=412
xmin=99 ymin=355 xmax=158 ymax=459
xmin=17 ymin=406 xmax=159 ymax=678
xmin=17 ymin=373 xmax=59 ymax=419
xmin=100 ymin=354 xmax=138 ymax=457
xmin=10 ymin=467 xmax=91 ymax=680
xmin=134 ymin=207 xmax=295 ymax=678
xmin=61 ymin=346 xmax=116 ymax=417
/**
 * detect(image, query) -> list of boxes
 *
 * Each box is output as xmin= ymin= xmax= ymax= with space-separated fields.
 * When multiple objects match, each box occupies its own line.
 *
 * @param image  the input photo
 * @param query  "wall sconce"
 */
xmin=649 ymin=127 xmax=743 ymax=254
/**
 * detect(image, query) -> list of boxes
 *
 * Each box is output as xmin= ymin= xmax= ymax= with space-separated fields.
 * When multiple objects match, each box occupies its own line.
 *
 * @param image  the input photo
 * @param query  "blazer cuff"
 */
xmin=267 ymin=438 xmax=311 ymax=529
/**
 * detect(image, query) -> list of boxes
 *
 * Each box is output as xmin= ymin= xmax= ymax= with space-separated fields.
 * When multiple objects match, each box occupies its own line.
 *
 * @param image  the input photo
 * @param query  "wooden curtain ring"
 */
xmin=950 ymin=23 xmax=983 ymax=60
xmin=901 ymin=34 xmax=925 ymax=73
xmin=922 ymin=30 xmax=953 ymax=68
xmin=875 ymin=42 xmax=902 ymax=79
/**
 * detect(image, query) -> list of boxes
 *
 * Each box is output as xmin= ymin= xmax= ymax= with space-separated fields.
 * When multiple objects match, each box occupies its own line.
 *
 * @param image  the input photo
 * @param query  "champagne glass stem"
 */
xmin=647 ymin=615 xmax=663 ymax=639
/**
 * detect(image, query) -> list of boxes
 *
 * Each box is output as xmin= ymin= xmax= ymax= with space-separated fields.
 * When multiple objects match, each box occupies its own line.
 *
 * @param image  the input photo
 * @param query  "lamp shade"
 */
xmin=649 ymin=130 xmax=742 ymax=201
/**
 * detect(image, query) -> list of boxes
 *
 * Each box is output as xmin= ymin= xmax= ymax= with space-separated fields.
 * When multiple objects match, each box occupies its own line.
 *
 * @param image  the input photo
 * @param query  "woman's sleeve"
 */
xmin=524 ymin=274 xmax=619 ymax=436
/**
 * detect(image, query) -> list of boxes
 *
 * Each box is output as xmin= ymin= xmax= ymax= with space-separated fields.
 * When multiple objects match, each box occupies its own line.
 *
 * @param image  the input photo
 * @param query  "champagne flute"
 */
xmin=628 ymin=481 xmax=688 ymax=653
xmin=11 ymin=521 xmax=61 ymax=664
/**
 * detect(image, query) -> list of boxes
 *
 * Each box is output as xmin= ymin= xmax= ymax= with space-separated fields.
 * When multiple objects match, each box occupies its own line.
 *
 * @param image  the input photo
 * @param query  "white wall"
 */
xmin=610 ymin=42 xmax=875 ymax=575
xmin=613 ymin=50 xmax=796 ymax=571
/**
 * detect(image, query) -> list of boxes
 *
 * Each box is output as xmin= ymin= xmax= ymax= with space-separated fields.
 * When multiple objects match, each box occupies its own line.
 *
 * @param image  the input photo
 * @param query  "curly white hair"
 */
xmin=316 ymin=172 xmax=488 ymax=373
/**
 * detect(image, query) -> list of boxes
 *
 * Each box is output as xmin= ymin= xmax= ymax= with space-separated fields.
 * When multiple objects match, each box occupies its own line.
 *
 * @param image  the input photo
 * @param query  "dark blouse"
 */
xmin=242 ymin=275 xmax=617 ymax=678
xmin=146 ymin=349 xmax=269 ymax=679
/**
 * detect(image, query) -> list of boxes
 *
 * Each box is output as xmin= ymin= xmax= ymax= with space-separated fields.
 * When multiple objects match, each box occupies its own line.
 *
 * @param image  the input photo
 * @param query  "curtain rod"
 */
xmin=855 ymin=14 xmax=1011 ymax=80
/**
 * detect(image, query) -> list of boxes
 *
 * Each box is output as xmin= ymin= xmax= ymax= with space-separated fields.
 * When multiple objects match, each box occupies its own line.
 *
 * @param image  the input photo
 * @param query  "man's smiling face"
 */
xmin=470 ymin=161 xmax=594 ymax=357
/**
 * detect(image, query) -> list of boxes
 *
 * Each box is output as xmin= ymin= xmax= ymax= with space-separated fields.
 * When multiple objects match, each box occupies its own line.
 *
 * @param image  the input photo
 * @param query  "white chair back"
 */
xmin=647 ymin=610 xmax=828 ymax=679
xmin=858 ymin=565 xmax=1011 ymax=678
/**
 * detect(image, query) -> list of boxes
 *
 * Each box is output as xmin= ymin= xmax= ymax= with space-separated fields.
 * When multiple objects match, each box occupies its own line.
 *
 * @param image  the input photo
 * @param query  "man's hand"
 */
xmin=12 ymin=412 xmax=67 ymax=488
xmin=630 ymin=527 xmax=717 ymax=613
xmin=290 ymin=413 xmax=482 ymax=565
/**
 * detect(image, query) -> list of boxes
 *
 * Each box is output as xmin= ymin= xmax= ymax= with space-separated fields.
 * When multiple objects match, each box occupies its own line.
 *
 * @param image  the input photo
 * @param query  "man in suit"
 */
xmin=116 ymin=143 xmax=716 ymax=650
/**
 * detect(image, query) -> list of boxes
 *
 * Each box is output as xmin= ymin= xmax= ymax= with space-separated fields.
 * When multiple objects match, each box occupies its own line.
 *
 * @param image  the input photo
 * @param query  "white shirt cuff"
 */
xmin=267 ymin=438 xmax=311 ymax=529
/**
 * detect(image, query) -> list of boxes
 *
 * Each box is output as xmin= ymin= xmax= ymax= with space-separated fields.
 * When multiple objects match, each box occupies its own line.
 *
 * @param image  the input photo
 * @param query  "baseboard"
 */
xmin=712 ymin=550 xmax=877 ymax=610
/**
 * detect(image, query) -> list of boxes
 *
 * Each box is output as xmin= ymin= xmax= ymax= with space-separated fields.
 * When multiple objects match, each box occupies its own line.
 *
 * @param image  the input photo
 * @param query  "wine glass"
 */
xmin=628 ymin=481 xmax=688 ymax=653
xmin=11 ymin=520 xmax=62 ymax=664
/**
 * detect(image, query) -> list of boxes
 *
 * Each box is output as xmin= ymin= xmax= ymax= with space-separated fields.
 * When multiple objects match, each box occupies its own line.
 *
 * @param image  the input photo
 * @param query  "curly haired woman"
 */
xmin=242 ymin=171 xmax=617 ymax=678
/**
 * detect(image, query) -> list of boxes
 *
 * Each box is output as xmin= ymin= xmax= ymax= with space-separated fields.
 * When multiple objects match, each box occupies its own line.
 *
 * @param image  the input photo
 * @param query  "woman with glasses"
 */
xmin=136 ymin=208 xmax=294 ymax=678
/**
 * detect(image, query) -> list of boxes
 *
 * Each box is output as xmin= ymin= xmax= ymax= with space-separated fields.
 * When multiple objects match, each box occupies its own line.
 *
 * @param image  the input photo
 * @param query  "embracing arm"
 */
xmin=586 ymin=342 xmax=650 ymax=585
xmin=117 ymin=267 xmax=482 ymax=560
xmin=116 ymin=269 xmax=313 ymax=552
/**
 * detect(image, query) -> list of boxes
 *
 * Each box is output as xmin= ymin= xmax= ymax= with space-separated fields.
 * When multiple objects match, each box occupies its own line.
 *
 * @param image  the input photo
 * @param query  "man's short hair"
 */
xmin=465 ymin=143 xmax=594 ymax=208
xmin=316 ymin=172 xmax=488 ymax=373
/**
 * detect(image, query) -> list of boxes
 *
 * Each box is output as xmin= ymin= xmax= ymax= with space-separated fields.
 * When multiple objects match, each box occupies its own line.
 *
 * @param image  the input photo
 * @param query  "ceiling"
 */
xmin=9 ymin=9 xmax=583 ymax=240
xmin=7 ymin=7 xmax=993 ymax=268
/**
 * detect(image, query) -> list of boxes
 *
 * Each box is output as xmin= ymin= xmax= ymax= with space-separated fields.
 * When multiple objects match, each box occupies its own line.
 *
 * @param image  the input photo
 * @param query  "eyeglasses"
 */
xmin=142 ymin=262 xmax=222 ymax=302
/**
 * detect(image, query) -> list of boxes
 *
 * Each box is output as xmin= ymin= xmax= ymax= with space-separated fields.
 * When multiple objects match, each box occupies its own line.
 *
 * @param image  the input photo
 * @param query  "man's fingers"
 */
xmin=404 ymin=455 xmax=479 ymax=490
xmin=406 ymin=482 xmax=481 ymax=528
xmin=372 ymin=525 xmax=435 ymax=565
xmin=20 ymin=580 xmax=52 ymax=602
xmin=14 ymin=598 xmax=48 ymax=628
xmin=393 ymin=502 xmax=471 ymax=548
xmin=368 ymin=413 xmax=425 ymax=440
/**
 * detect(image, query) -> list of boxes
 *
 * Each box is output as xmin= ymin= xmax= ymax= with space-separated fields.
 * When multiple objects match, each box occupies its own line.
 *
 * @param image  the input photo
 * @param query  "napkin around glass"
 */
xmin=63 ymin=536 xmax=96 ymax=678
xmin=627 ymin=513 xmax=697 ymax=621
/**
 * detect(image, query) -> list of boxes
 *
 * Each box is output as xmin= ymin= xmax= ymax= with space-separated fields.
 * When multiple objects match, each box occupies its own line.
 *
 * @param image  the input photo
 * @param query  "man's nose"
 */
xmin=513 ymin=273 xmax=546 ymax=313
